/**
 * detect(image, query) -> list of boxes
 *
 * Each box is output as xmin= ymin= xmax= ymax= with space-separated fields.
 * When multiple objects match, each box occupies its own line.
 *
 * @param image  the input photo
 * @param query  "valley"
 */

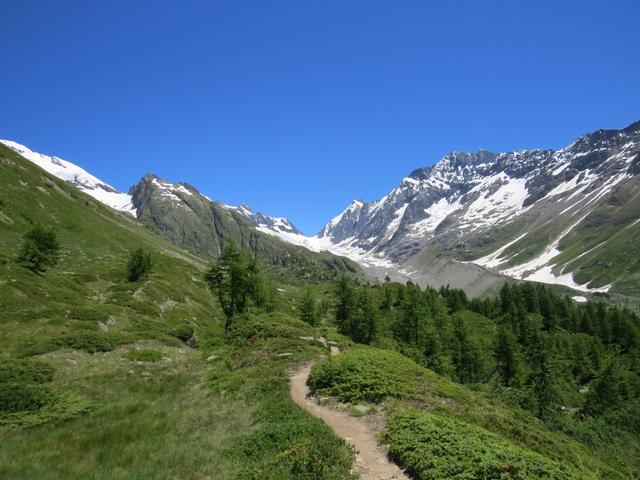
xmin=1 ymin=124 xmax=639 ymax=479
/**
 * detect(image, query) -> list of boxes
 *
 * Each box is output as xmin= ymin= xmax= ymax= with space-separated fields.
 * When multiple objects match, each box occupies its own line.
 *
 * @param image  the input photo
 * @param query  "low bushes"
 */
xmin=232 ymin=391 xmax=354 ymax=480
xmin=18 ymin=332 xmax=132 ymax=356
xmin=307 ymin=348 xmax=427 ymax=402
xmin=384 ymin=411 xmax=581 ymax=480
xmin=126 ymin=349 xmax=163 ymax=362
xmin=168 ymin=323 xmax=195 ymax=342
xmin=0 ymin=358 xmax=59 ymax=418
xmin=0 ymin=382 xmax=55 ymax=413
xmin=227 ymin=312 xmax=315 ymax=341
xmin=0 ymin=359 xmax=55 ymax=384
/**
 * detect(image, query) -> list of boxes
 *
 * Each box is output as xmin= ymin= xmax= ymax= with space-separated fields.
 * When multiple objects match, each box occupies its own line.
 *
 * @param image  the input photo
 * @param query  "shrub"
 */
xmin=18 ymin=332 xmax=131 ymax=356
xmin=168 ymin=323 xmax=195 ymax=342
xmin=232 ymin=391 xmax=354 ymax=480
xmin=127 ymin=248 xmax=152 ymax=282
xmin=0 ymin=382 xmax=56 ymax=413
xmin=60 ymin=332 xmax=128 ymax=353
xmin=227 ymin=312 xmax=314 ymax=341
xmin=0 ymin=359 xmax=55 ymax=384
xmin=126 ymin=349 xmax=163 ymax=362
xmin=384 ymin=411 xmax=581 ymax=480
xmin=307 ymin=348 xmax=425 ymax=402
xmin=17 ymin=225 xmax=60 ymax=272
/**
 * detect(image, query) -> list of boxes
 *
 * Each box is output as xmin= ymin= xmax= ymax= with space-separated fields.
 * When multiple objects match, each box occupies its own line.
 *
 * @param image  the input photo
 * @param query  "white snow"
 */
xmin=471 ymin=233 xmax=528 ymax=269
xmin=384 ymin=203 xmax=408 ymax=239
xmin=500 ymin=215 xmax=588 ymax=280
xmin=1 ymin=140 xmax=137 ymax=216
xmin=321 ymin=199 xmax=363 ymax=234
xmin=254 ymin=226 xmax=394 ymax=268
xmin=408 ymin=197 xmax=461 ymax=237
xmin=461 ymin=174 xmax=529 ymax=228
xmin=572 ymin=296 xmax=588 ymax=303
xmin=487 ymin=214 xmax=612 ymax=293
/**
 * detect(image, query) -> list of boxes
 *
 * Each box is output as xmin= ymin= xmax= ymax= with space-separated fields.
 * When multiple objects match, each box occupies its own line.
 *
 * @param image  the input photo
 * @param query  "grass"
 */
xmin=125 ymin=349 xmax=164 ymax=362
xmin=0 ymin=144 xmax=354 ymax=479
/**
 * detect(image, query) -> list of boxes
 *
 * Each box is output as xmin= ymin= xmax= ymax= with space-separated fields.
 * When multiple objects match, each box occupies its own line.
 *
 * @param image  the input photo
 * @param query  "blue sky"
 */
xmin=1 ymin=1 xmax=639 ymax=234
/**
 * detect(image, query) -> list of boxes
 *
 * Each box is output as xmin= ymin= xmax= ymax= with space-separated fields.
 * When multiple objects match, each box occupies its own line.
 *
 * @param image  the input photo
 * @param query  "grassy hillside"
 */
xmin=308 ymin=347 xmax=626 ymax=479
xmin=2 ymin=142 xmax=638 ymax=480
xmin=314 ymin=278 xmax=640 ymax=479
xmin=0 ymin=144 xmax=355 ymax=479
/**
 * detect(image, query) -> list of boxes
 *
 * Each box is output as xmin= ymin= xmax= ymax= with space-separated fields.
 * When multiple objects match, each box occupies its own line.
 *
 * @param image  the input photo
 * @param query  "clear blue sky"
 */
xmin=1 ymin=1 xmax=638 ymax=234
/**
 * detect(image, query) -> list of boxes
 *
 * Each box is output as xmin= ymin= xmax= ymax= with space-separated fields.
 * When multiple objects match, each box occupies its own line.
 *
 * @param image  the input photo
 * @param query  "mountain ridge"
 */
xmin=311 ymin=119 xmax=640 ymax=296
xmin=4 ymin=118 xmax=639 ymax=296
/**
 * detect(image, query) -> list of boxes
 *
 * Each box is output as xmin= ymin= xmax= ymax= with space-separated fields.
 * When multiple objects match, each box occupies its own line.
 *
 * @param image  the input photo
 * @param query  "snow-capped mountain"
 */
xmin=4 ymin=119 xmax=639 ymax=297
xmin=227 ymin=204 xmax=302 ymax=236
xmin=127 ymin=173 xmax=312 ymax=258
xmin=313 ymin=120 xmax=640 ymax=296
xmin=0 ymin=140 xmax=136 ymax=216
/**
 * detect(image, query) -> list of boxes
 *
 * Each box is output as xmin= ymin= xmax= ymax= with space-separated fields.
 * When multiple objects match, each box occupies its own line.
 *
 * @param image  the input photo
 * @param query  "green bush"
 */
xmin=307 ymin=348 xmax=425 ymax=402
xmin=168 ymin=323 xmax=195 ymax=342
xmin=227 ymin=312 xmax=314 ymax=341
xmin=384 ymin=411 xmax=581 ymax=480
xmin=232 ymin=391 xmax=354 ymax=480
xmin=0 ymin=359 xmax=55 ymax=384
xmin=61 ymin=332 xmax=130 ymax=353
xmin=0 ymin=382 xmax=56 ymax=413
xmin=18 ymin=332 xmax=131 ymax=356
xmin=68 ymin=305 xmax=119 ymax=322
xmin=126 ymin=349 xmax=163 ymax=362
xmin=16 ymin=224 xmax=60 ymax=272
xmin=127 ymin=248 xmax=153 ymax=282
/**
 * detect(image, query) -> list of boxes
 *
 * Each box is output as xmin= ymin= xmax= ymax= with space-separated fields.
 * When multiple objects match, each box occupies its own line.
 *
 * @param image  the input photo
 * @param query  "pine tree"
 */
xmin=299 ymin=288 xmax=318 ymax=326
xmin=500 ymin=283 xmax=514 ymax=314
xmin=127 ymin=248 xmax=153 ymax=282
xmin=396 ymin=283 xmax=426 ymax=345
xmin=494 ymin=325 xmax=521 ymax=387
xmin=352 ymin=289 xmax=378 ymax=344
xmin=204 ymin=243 xmax=267 ymax=330
xmin=381 ymin=283 xmax=393 ymax=312
xmin=452 ymin=316 xmax=483 ymax=383
xmin=526 ymin=330 xmax=559 ymax=419
xmin=335 ymin=275 xmax=356 ymax=335
xmin=581 ymin=359 xmax=627 ymax=417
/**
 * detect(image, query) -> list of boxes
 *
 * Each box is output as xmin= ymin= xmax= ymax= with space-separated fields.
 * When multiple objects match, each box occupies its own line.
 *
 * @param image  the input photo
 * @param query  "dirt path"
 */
xmin=289 ymin=346 xmax=410 ymax=480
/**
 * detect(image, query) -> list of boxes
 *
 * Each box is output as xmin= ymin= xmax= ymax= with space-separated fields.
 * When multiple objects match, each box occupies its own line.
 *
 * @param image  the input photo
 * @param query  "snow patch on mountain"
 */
xmin=474 ymin=214 xmax=611 ymax=293
xmin=1 ymin=140 xmax=136 ymax=216
xmin=461 ymin=174 xmax=529 ymax=228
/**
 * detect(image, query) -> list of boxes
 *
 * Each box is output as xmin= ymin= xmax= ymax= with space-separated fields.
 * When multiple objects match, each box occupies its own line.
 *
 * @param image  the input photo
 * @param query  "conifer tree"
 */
xmin=582 ymin=359 xmax=627 ymax=417
xmin=526 ymin=330 xmax=559 ymax=419
xmin=299 ymin=288 xmax=318 ymax=326
xmin=127 ymin=248 xmax=153 ymax=282
xmin=452 ymin=316 xmax=483 ymax=383
xmin=335 ymin=275 xmax=356 ymax=335
xmin=204 ymin=243 xmax=268 ymax=330
xmin=494 ymin=325 xmax=521 ymax=387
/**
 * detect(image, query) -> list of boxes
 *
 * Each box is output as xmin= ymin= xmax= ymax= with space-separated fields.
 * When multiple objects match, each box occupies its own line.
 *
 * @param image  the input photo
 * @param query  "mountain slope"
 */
xmin=0 ymin=140 xmax=137 ymax=216
xmin=313 ymin=120 xmax=640 ymax=296
xmin=0 ymin=142 xmax=355 ymax=479
xmin=129 ymin=173 xmax=362 ymax=281
xmin=0 ymin=141 xmax=362 ymax=283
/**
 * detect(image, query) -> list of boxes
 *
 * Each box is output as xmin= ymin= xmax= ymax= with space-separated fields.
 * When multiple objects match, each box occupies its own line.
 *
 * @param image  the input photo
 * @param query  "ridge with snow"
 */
xmin=0 ymin=140 xmax=137 ymax=216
